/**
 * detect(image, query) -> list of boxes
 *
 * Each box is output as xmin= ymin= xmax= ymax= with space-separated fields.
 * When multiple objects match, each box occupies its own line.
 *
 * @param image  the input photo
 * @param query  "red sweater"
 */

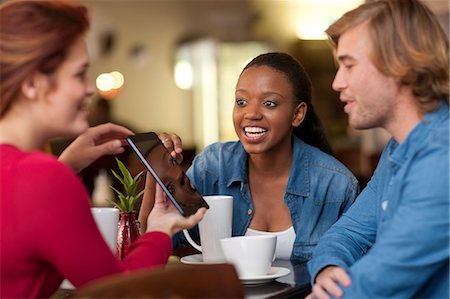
xmin=0 ymin=144 xmax=172 ymax=298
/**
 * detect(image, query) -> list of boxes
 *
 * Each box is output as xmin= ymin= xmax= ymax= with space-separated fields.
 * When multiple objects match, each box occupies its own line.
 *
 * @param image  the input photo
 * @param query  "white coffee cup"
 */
xmin=91 ymin=207 xmax=120 ymax=252
xmin=183 ymin=195 xmax=233 ymax=262
xmin=61 ymin=208 xmax=120 ymax=290
xmin=220 ymin=235 xmax=277 ymax=278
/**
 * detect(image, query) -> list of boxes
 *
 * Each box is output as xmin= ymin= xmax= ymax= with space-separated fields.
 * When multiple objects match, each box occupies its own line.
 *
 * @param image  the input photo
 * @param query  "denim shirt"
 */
xmin=173 ymin=136 xmax=359 ymax=261
xmin=308 ymin=101 xmax=449 ymax=298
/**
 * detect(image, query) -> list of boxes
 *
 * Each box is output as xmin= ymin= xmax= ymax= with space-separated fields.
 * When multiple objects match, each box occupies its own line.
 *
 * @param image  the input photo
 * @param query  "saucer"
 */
xmin=180 ymin=254 xmax=226 ymax=265
xmin=240 ymin=267 xmax=290 ymax=285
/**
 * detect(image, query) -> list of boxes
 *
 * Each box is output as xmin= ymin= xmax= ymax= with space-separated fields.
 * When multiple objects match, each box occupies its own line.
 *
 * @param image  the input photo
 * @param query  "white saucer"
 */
xmin=180 ymin=254 xmax=226 ymax=265
xmin=240 ymin=267 xmax=290 ymax=285
xmin=60 ymin=279 xmax=75 ymax=290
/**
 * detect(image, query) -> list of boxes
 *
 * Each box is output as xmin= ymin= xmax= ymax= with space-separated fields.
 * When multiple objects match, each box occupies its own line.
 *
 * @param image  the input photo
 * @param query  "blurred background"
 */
xmin=55 ymin=0 xmax=448 ymax=194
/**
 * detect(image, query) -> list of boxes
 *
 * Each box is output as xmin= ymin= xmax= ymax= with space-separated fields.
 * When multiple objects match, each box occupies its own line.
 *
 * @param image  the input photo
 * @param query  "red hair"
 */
xmin=0 ymin=0 xmax=90 ymax=117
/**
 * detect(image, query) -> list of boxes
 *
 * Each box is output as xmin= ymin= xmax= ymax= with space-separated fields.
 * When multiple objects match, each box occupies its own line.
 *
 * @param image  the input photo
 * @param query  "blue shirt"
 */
xmin=174 ymin=136 xmax=359 ymax=261
xmin=308 ymin=101 xmax=449 ymax=298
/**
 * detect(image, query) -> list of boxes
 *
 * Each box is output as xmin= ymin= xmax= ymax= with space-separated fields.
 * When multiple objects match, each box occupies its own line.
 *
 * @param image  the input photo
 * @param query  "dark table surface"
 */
xmin=55 ymin=256 xmax=311 ymax=299
xmin=244 ymin=259 xmax=311 ymax=299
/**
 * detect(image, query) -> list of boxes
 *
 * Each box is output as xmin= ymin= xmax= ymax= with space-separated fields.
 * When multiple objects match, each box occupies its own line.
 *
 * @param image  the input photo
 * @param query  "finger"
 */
xmin=185 ymin=208 xmax=206 ymax=227
xmin=170 ymin=134 xmax=183 ymax=154
xmin=91 ymin=124 xmax=134 ymax=145
xmin=305 ymin=293 xmax=314 ymax=299
xmin=170 ymin=151 xmax=183 ymax=165
xmin=91 ymin=139 xmax=125 ymax=156
xmin=92 ymin=123 xmax=134 ymax=137
xmin=154 ymin=184 xmax=165 ymax=204
xmin=167 ymin=134 xmax=183 ymax=164
xmin=322 ymin=278 xmax=344 ymax=298
xmin=333 ymin=268 xmax=352 ymax=287
xmin=312 ymin=284 xmax=330 ymax=299
xmin=159 ymin=134 xmax=174 ymax=152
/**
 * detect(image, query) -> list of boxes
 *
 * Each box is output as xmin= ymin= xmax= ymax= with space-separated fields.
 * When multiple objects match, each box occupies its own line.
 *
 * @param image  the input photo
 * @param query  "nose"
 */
xmin=332 ymin=68 xmax=346 ymax=92
xmin=86 ymin=80 xmax=96 ymax=97
xmin=244 ymin=102 xmax=263 ymax=120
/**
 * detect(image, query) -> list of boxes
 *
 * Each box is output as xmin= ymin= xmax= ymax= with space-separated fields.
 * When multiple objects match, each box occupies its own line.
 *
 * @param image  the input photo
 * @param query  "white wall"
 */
xmin=82 ymin=0 xmax=253 ymax=148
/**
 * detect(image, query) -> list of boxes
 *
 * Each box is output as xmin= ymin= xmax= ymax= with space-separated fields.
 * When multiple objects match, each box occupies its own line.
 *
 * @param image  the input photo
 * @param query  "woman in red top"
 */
xmin=0 ymin=1 xmax=205 ymax=298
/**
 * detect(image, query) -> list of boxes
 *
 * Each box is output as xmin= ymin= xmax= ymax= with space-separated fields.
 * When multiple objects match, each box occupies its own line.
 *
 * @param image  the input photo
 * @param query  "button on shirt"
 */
xmin=308 ymin=101 xmax=449 ymax=298
xmin=173 ymin=136 xmax=359 ymax=261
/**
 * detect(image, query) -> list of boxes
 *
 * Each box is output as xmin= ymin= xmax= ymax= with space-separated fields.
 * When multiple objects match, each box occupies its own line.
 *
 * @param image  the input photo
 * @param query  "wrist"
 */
xmin=146 ymin=224 xmax=173 ymax=237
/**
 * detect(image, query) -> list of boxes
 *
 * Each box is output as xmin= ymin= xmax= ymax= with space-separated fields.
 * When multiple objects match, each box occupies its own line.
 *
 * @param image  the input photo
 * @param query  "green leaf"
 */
xmin=109 ymin=158 xmax=144 ymax=212
xmin=116 ymin=158 xmax=133 ymax=186
xmin=111 ymin=169 xmax=127 ymax=189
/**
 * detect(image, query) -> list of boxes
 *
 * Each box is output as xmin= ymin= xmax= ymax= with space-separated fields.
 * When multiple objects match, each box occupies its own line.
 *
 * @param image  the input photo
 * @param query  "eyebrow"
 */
xmin=235 ymin=89 xmax=284 ymax=98
xmin=336 ymin=54 xmax=356 ymax=63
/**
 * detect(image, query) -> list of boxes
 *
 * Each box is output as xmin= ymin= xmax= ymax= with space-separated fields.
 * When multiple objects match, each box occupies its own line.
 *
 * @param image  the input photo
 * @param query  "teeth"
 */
xmin=244 ymin=127 xmax=267 ymax=138
xmin=244 ymin=127 xmax=267 ymax=133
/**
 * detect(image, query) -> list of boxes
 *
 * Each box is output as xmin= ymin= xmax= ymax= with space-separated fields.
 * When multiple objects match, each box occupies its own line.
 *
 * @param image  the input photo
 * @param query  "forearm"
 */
xmin=308 ymin=224 xmax=365 ymax=283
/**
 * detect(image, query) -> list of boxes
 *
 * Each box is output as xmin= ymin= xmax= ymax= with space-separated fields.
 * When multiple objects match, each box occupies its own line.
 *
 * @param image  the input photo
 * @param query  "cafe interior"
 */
xmin=45 ymin=0 xmax=448 ymax=297
xmin=70 ymin=0 xmax=449 ymax=190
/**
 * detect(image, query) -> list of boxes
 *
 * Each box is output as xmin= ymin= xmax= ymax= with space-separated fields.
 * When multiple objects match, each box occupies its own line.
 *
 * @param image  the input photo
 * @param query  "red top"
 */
xmin=0 ymin=144 xmax=172 ymax=298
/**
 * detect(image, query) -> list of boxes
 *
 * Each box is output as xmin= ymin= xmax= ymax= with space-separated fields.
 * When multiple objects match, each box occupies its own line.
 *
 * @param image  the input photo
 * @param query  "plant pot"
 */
xmin=116 ymin=211 xmax=140 ymax=260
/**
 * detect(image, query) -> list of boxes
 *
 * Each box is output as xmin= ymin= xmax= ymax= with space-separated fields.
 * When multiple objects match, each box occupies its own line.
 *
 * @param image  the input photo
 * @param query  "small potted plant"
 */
xmin=110 ymin=158 xmax=145 ymax=259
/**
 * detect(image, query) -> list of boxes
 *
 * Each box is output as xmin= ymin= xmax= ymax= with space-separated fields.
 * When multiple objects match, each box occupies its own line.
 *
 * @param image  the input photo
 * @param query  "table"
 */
xmin=244 ymin=259 xmax=311 ymax=299
xmin=54 ymin=257 xmax=311 ymax=299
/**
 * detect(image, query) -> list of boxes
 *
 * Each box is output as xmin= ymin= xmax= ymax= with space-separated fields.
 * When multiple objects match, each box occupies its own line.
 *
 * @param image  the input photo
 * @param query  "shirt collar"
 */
xmin=286 ymin=136 xmax=310 ymax=196
xmin=387 ymin=100 xmax=449 ymax=165
xmin=224 ymin=136 xmax=310 ymax=196
xmin=224 ymin=142 xmax=248 ymax=187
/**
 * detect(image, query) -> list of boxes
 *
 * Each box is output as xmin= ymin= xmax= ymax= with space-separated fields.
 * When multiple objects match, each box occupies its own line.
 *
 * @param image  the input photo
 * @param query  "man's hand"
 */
xmin=59 ymin=123 xmax=133 ymax=173
xmin=306 ymin=266 xmax=351 ymax=299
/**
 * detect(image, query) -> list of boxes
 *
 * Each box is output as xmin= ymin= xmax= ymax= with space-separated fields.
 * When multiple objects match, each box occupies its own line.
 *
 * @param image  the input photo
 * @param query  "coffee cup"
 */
xmin=61 ymin=208 xmax=120 ymax=291
xmin=91 ymin=207 xmax=120 ymax=252
xmin=220 ymin=235 xmax=277 ymax=278
xmin=183 ymin=195 xmax=233 ymax=262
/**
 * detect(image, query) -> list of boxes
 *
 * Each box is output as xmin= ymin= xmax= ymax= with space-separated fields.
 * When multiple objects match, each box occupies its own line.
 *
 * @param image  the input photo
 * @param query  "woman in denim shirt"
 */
xmin=141 ymin=53 xmax=359 ymax=261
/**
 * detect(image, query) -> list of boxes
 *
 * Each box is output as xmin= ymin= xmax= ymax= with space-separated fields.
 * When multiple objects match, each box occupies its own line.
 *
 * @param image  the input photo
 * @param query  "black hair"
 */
xmin=243 ymin=52 xmax=333 ymax=155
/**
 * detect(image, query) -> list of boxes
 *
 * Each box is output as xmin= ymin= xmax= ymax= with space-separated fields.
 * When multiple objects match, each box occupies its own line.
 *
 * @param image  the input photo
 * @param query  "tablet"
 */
xmin=127 ymin=132 xmax=209 ymax=216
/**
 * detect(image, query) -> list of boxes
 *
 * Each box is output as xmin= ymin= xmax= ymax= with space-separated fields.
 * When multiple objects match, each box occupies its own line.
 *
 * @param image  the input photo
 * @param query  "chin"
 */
xmin=242 ymin=143 xmax=267 ymax=155
xmin=69 ymin=122 xmax=89 ymax=137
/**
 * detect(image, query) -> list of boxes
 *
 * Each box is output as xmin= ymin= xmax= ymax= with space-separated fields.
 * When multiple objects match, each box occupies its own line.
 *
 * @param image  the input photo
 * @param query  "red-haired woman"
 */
xmin=0 ymin=1 xmax=205 ymax=297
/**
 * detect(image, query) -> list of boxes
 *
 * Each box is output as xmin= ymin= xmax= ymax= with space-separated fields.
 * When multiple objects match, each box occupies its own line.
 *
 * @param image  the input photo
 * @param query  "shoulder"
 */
xmin=290 ymin=140 xmax=359 ymax=197
xmin=14 ymin=150 xmax=86 ymax=198
xmin=300 ymin=141 xmax=357 ymax=181
xmin=3 ymin=148 xmax=89 ymax=216
xmin=20 ymin=151 xmax=77 ymax=178
xmin=200 ymin=141 xmax=243 ymax=156
xmin=194 ymin=141 xmax=244 ymax=166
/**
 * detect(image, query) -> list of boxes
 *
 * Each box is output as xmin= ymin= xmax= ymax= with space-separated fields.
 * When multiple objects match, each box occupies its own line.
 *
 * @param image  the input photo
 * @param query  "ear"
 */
xmin=20 ymin=72 xmax=46 ymax=100
xmin=292 ymin=102 xmax=307 ymax=127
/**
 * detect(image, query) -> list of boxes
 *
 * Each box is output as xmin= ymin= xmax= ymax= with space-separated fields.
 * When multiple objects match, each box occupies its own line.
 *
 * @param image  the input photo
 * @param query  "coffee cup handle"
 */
xmin=272 ymin=237 xmax=277 ymax=262
xmin=182 ymin=229 xmax=202 ymax=252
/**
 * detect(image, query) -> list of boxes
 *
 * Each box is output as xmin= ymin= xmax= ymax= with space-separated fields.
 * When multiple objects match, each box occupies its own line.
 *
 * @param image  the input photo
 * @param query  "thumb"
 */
xmin=154 ymin=184 xmax=165 ymax=204
xmin=94 ymin=139 xmax=124 ymax=156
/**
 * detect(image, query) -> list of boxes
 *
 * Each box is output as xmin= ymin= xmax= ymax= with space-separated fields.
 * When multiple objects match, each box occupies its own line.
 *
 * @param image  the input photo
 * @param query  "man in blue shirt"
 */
xmin=307 ymin=0 xmax=449 ymax=298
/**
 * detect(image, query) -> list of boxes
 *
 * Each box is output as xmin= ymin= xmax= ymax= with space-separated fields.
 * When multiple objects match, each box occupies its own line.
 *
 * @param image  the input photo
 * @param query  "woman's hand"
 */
xmin=138 ymin=132 xmax=185 ymax=234
xmin=59 ymin=123 xmax=133 ymax=173
xmin=146 ymin=184 xmax=206 ymax=237
xmin=158 ymin=132 xmax=183 ymax=165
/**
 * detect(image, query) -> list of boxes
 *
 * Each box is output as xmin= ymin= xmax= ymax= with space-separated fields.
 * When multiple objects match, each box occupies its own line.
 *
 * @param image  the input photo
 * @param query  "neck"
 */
xmin=248 ymin=142 xmax=293 ymax=177
xmin=0 ymin=107 xmax=47 ymax=151
xmin=385 ymin=90 xmax=423 ymax=144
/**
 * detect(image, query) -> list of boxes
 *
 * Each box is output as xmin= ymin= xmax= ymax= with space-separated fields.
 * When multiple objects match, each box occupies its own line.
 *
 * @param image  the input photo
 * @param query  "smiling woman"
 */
xmin=140 ymin=52 xmax=360 ymax=262
xmin=0 ymin=1 xmax=205 ymax=298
